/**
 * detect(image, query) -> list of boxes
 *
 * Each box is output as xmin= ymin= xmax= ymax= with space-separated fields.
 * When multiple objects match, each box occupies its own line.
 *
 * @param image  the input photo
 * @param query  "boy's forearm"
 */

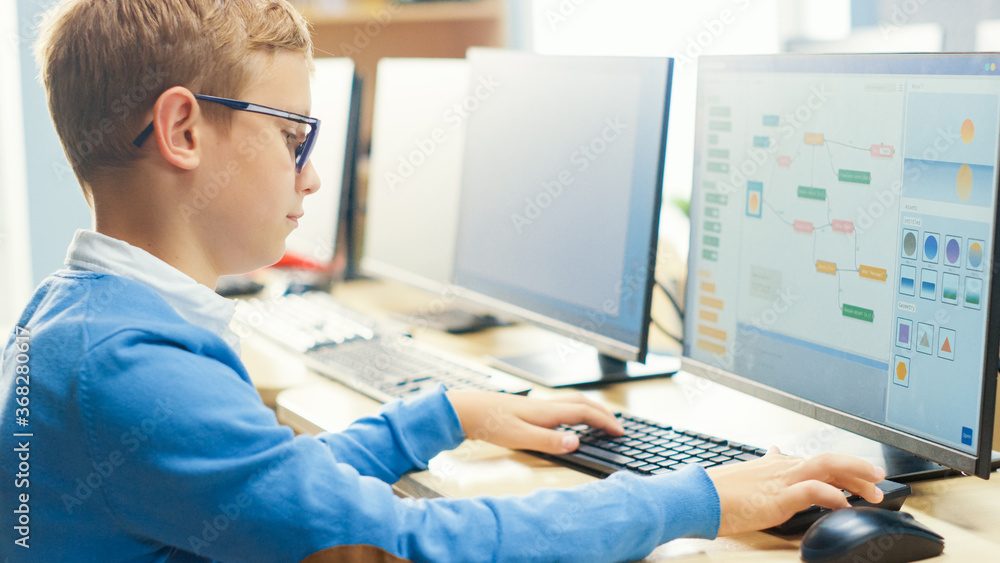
xmin=316 ymin=385 xmax=465 ymax=482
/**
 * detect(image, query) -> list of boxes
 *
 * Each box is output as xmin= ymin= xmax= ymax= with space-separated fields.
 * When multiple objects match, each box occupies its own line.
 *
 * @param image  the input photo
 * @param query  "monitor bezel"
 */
xmin=683 ymin=52 xmax=1000 ymax=479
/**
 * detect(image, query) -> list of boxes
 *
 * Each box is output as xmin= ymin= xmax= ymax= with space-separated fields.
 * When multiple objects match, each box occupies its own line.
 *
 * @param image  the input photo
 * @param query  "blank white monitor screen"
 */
xmin=684 ymin=54 xmax=1000 ymax=477
xmin=362 ymin=58 xmax=469 ymax=291
xmin=452 ymin=49 xmax=672 ymax=363
xmin=285 ymin=58 xmax=356 ymax=264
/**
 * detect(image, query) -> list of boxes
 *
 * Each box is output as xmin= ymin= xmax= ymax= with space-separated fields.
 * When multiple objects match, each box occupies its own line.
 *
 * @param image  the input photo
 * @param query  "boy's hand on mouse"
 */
xmin=707 ymin=446 xmax=887 ymax=536
xmin=445 ymin=390 xmax=625 ymax=454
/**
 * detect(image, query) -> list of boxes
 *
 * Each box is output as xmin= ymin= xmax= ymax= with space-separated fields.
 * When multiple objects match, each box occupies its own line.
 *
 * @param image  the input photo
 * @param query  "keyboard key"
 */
xmin=577 ymin=445 xmax=634 ymax=466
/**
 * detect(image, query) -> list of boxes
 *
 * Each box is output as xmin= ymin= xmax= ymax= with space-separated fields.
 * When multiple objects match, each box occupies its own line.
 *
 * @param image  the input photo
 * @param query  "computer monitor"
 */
xmin=284 ymin=58 xmax=361 ymax=267
xmin=362 ymin=58 xmax=468 ymax=293
xmin=451 ymin=48 xmax=678 ymax=387
xmin=684 ymin=53 xmax=1000 ymax=479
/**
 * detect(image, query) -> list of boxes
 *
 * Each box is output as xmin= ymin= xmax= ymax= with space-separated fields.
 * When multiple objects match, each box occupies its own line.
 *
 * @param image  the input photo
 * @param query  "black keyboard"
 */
xmin=534 ymin=412 xmax=911 ymax=534
xmin=303 ymin=335 xmax=531 ymax=402
xmin=537 ymin=413 xmax=767 ymax=477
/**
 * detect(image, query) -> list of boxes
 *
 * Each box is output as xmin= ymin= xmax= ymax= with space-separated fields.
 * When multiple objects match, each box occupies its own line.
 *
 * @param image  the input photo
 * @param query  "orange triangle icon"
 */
xmin=941 ymin=337 xmax=952 ymax=353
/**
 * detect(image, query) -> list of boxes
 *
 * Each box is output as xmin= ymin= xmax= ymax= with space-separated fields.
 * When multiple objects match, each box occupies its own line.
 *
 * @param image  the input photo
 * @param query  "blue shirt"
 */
xmin=1 ymin=232 xmax=720 ymax=562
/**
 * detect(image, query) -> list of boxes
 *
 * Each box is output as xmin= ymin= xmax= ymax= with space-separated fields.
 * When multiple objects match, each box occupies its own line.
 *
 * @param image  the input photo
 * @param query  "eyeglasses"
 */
xmin=132 ymin=94 xmax=321 ymax=173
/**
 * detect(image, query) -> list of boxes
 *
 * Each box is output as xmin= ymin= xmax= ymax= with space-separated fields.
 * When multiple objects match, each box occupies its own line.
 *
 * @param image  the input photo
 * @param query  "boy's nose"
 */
xmin=298 ymin=160 xmax=321 ymax=195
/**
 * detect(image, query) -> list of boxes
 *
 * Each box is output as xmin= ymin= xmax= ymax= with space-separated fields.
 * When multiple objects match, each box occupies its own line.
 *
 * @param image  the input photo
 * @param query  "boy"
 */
xmin=1 ymin=1 xmax=885 ymax=561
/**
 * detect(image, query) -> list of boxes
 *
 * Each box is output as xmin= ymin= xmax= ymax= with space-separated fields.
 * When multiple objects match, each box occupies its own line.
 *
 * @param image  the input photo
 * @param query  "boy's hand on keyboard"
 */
xmin=707 ymin=446 xmax=886 ymax=536
xmin=446 ymin=391 xmax=625 ymax=455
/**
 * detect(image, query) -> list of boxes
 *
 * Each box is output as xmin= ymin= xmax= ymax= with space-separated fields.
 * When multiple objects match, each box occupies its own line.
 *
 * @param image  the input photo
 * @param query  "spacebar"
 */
xmin=576 ymin=444 xmax=633 ymax=467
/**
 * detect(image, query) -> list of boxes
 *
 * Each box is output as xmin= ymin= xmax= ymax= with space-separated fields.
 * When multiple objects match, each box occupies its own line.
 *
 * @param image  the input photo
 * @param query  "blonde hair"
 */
xmin=35 ymin=0 xmax=313 ymax=195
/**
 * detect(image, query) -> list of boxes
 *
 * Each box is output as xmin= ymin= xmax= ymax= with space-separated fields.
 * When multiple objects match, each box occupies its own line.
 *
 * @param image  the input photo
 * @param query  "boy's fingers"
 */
xmin=784 ymin=452 xmax=882 ymax=487
xmin=781 ymin=480 xmax=852 ymax=514
xmin=836 ymin=476 xmax=885 ymax=504
xmin=551 ymin=393 xmax=618 ymax=418
xmin=543 ymin=402 xmax=624 ymax=435
xmin=503 ymin=421 xmax=580 ymax=454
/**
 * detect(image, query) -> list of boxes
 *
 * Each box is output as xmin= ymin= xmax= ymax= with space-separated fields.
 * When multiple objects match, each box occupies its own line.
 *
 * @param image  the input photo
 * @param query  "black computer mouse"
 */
xmin=800 ymin=507 xmax=944 ymax=563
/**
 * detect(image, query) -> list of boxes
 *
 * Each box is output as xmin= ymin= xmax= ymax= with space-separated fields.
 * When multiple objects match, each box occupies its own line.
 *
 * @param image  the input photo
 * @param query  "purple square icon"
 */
xmin=899 ymin=323 xmax=910 ymax=344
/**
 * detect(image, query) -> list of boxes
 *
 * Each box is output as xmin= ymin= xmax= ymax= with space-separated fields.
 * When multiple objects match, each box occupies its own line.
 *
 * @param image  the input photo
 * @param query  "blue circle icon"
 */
xmin=924 ymin=235 xmax=938 ymax=261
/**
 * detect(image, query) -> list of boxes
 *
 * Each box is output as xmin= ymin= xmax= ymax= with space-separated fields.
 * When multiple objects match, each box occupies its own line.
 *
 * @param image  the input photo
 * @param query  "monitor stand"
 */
xmin=772 ymin=428 xmax=1000 ymax=482
xmin=489 ymin=345 xmax=680 ymax=388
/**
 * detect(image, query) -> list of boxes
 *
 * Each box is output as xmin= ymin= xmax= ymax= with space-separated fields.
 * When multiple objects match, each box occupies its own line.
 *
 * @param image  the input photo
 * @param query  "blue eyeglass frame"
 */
xmin=132 ymin=94 xmax=321 ymax=173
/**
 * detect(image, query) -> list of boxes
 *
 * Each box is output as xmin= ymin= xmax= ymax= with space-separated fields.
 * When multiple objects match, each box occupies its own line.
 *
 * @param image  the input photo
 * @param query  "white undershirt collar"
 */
xmin=65 ymin=229 xmax=240 ymax=353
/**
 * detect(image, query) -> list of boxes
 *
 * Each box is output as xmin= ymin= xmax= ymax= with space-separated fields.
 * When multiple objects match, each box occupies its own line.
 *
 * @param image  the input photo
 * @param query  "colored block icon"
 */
xmin=901 ymin=229 xmax=918 ymax=260
xmin=967 ymin=239 xmax=984 ymax=271
xmin=944 ymin=236 xmax=962 ymax=266
xmin=893 ymin=355 xmax=910 ymax=388
xmin=965 ymin=277 xmax=982 ymax=310
xmin=962 ymin=427 xmax=973 ymax=446
xmin=746 ymin=181 xmax=763 ymax=218
xmin=923 ymin=232 xmax=939 ymax=263
xmin=938 ymin=328 xmax=955 ymax=361
xmin=899 ymin=265 xmax=916 ymax=296
xmin=896 ymin=317 xmax=913 ymax=350
xmin=916 ymin=323 xmax=934 ymax=355
xmin=920 ymin=269 xmax=937 ymax=301
xmin=942 ymin=272 xmax=960 ymax=305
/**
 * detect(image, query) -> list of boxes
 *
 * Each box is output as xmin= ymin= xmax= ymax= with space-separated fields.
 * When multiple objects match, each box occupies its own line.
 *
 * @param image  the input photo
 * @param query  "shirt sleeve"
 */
xmin=313 ymin=386 xmax=465 ymax=483
xmin=80 ymin=331 xmax=720 ymax=563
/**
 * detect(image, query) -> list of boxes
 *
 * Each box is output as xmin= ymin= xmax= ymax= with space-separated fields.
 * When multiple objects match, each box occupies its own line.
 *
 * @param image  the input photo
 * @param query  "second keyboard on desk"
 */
xmin=235 ymin=292 xmax=531 ymax=402
xmin=304 ymin=336 xmax=531 ymax=402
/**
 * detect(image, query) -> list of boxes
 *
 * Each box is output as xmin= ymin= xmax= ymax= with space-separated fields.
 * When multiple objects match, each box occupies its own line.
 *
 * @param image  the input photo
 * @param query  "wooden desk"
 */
xmin=253 ymin=279 xmax=1000 ymax=560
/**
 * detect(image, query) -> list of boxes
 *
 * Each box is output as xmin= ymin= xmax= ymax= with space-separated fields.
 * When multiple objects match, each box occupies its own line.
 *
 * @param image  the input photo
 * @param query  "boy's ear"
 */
xmin=151 ymin=86 xmax=202 ymax=171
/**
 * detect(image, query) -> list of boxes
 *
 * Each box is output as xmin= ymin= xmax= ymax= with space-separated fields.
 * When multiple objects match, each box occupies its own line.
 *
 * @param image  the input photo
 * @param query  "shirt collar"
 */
xmin=65 ymin=229 xmax=241 ymax=353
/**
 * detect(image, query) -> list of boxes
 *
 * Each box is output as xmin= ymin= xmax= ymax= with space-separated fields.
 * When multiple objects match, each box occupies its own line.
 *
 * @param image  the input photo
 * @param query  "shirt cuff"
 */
xmin=628 ymin=464 xmax=721 ymax=542
xmin=378 ymin=384 xmax=466 ymax=470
